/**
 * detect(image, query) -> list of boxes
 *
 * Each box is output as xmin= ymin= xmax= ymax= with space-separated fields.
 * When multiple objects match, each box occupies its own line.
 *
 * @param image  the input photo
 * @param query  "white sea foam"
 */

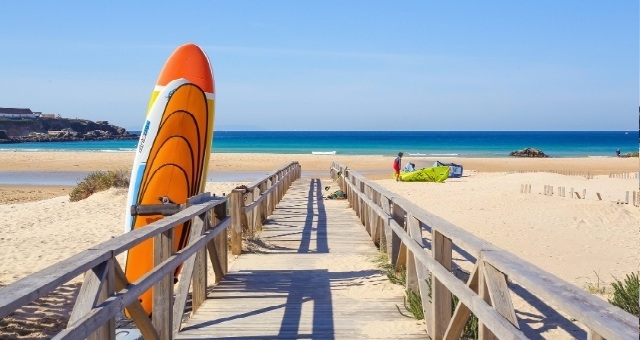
xmin=101 ymin=148 xmax=136 ymax=153
xmin=0 ymin=148 xmax=43 ymax=152
xmin=430 ymin=153 xmax=459 ymax=156
xmin=311 ymin=151 xmax=337 ymax=155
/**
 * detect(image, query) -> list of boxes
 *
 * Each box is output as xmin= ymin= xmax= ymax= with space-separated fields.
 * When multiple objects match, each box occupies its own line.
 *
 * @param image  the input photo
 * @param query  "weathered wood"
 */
xmin=172 ymin=214 xmax=208 ymax=335
xmin=479 ymin=261 xmax=498 ymax=340
xmin=389 ymin=203 xmax=403 ymax=267
xmin=230 ymin=190 xmax=244 ymax=255
xmin=407 ymin=213 xmax=433 ymax=335
xmin=444 ymin=262 xmax=480 ymax=340
xmin=55 ymin=218 xmax=230 ymax=339
xmin=113 ymin=261 xmax=159 ymax=340
xmin=176 ymin=178 xmax=425 ymax=339
xmin=191 ymin=233 xmax=208 ymax=315
xmin=153 ymin=230 xmax=173 ymax=340
xmin=405 ymin=215 xmax=418 ymax=291
xmin=1 ymin=199 xmax=217 ymax=319
xmin=483 ymin=262 xmax=518 ymax=328
xmin=339 ymin=173 xmax=528 ymax=339
xmin=481 ymin=250 xmax=637 ymax=339
xmin=67 ymin=259 xmax=114 ymax=340
xmin=5 ymin=164 xmax=302 ymax=339
xmin=432 ymin=229 xmax=453 ymax=339
xmin=208 ymin=203 xmax=229 ymax=283
xmin=587 ymin=329 xmax=605 ymax=340
xmin=392 ymin=201 xmax=407 ymax=269
xmin=0 ymin=249 xmax=112 ymax=319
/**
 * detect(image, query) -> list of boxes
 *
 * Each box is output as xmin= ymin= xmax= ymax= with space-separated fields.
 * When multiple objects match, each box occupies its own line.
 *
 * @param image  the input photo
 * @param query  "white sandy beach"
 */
xmin=0 ymin=152 xmax=638 ymax=338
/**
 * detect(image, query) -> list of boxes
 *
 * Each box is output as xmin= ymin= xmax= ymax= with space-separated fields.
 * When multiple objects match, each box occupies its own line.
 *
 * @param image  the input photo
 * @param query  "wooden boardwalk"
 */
xmin=176 ymin=177 xmax=426 ymax=339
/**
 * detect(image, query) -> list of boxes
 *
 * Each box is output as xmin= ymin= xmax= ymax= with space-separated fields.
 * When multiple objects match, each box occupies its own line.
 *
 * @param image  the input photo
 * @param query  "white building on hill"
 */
xmin=0 ymin=108 xmax=37 ymax=119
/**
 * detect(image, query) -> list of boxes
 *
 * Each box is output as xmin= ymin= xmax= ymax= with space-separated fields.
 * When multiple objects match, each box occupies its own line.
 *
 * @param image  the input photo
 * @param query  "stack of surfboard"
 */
xmin=124 ymin=43 xmax=215 ymax=316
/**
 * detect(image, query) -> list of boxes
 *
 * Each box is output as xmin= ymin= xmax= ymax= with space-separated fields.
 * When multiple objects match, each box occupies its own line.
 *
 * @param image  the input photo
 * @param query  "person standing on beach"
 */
xmin=393 ymin=152 xmax=403 ymax=181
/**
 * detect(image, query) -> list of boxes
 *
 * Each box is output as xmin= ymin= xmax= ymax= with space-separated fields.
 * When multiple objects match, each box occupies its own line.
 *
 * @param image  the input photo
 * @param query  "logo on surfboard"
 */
xmin=138 ymin=120 xmax=151 ymax=153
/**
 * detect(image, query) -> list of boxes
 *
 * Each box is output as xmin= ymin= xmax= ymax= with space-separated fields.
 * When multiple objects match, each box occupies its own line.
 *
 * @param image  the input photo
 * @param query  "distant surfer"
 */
xmin=393 ymin=152 xmax=403 ymax=181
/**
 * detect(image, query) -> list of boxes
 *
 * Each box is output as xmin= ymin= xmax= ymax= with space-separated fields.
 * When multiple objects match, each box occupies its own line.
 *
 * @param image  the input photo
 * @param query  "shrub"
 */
xmin=69 ymin=170 xmax=130 ymax=202
xmin=373 ymin=251 xmax=478 ymax=338
xmin=608 ymin=272 xmax=639 ymax=317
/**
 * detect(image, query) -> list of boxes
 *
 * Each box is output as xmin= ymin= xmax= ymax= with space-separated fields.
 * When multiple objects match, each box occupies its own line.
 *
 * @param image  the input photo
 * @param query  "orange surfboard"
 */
xmin=124 ymin=43 xmax=215 ymax=316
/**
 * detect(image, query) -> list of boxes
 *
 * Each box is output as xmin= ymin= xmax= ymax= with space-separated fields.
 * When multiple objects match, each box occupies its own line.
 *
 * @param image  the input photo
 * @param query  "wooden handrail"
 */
xmin=329 ymin=162 xmax=637 ymax=340
xmin=0 ymin=162 xmax=302 ymax=339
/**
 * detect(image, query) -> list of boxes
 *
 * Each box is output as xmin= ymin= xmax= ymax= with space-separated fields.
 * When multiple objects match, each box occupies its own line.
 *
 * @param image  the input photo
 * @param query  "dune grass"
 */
xmin=69 ymin=170 xmax=129 ymax=202
xmin=373 ymin=251 xmax=479 ymax=339
xmin=608 ymin=272 xmax=639 ymax=317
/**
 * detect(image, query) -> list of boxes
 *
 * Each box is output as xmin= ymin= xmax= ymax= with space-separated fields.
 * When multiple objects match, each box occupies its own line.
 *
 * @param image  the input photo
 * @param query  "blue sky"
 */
xmin=0 ymin=1 xmax=637 ymax=131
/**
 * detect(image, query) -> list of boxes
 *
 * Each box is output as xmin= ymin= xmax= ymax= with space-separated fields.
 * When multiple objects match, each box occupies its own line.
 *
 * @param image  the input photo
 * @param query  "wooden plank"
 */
xmin=152 ymin=230 xmax=173 ymax=340
xmin=432 ymin=229 xmax=453 ymax=340
xmin=177 ymin=178 xmax=426 ymax=339
xmin=172 ymin=214 xmax=208 ymax=335
xmin=113 ymin=261 xmax=159 ymax=340
xmin=378 ymin=208 xmax=527 ymax=339
xmin=444 ymin=262 xmax=480 ymax=340
xmin=230 ymin=190 xmax=244 ymax=255
xmin=479 ymin=261 xmax=498 ymax=340
xmin=481 ymin=250 xmax=637 ymax=339
xmin=55 ymin=219 xmax=230 ymax=339
xmin=405 ymin=214 xmax=419 ymax=292
xmin=483 ymin=262 xmax=519 ymax=328
xmin=407 ymin=213 xmax=433 ymax=336
xmin=67 ymin=259 xmax=114 ymax=340
xmin=0 ymin=249 xmax=112 ymax=319
xmin=392 ymin=201 xmax=407 ymax=269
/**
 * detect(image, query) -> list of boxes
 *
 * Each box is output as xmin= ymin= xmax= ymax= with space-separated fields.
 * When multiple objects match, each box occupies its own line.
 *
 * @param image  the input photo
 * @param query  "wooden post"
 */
xmin=208 ymin=203 xmax=228 ymax=283
xmin=432 ymin=229 xmax=452 ymax=339
xmin=391 ymin=201 xmax=406 ymax=269
xmin=407 ymin=214 xmax=432 ymax=335
xmin=190 ymin=212 xmax=209 ymax=315
xmin=625 ymin=191 xmax=629 ymax=204
xmin=230 ymin=189 xmax=244 ymax=255
xmin=68 ymin=259 xmax=115 ymax=340
xmin=173 ymin=212 xmax=209 ymax=334
xmin=152 ymin=229 xmax=173 ymax=340
xmin=113 ymin=262 xmax=159 ymax=339
xmin=478 ymin=262 xmax=498 ymax=340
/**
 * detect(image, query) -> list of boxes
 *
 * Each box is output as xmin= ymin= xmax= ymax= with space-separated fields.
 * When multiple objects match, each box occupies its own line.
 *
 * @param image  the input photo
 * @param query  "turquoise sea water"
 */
xmin=0 ymin=131 xmax=637 ymax=158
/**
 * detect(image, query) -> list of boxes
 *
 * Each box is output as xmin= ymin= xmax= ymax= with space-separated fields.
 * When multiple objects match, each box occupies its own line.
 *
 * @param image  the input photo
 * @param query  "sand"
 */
xmin=0 ymin=151 xmax=638 ymax=338
xmin=0 ymin=151 xmax=637 ymax=173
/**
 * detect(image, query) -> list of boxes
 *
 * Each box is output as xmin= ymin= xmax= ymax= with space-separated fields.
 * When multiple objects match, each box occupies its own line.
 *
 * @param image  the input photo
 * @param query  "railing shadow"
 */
xmin=299 ymin=178 xmax=328 ymax=254
xmin=0 ymin=282 xmax=81 ymax=339
xmin=183 ymin=268 xmax=390 ymax=339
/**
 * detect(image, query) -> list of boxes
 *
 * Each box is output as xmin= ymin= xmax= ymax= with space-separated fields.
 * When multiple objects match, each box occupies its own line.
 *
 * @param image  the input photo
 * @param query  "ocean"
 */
xmin=0 ymin=131 xmax=637 ymax=158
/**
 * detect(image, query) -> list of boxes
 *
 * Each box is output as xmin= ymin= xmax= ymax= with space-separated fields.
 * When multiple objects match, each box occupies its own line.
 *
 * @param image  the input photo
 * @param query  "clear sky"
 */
xmin=0 ymin=1 xmax=637 ymax=131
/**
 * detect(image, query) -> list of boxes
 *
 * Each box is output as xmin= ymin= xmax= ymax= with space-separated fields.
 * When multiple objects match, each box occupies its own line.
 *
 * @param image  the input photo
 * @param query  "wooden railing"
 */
xmin=330 ymin=162 xmax=636 ymax=340
xmin=0 ymin=161 xmax=301 ymax=340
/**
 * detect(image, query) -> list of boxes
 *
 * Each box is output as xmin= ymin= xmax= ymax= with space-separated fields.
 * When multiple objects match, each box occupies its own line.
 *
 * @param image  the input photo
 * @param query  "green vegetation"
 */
xmin=608 ymin=272 xmax=639 ymax=317
xmin=583 ymin=271 xmax=607 ymax=295
xmin=373 ymin=251 xmax=479 ymax=339
xmin=69 ymin=170 xmax=129 ymax=202
xmin=451 ymin=294 xmax=479 ymax=339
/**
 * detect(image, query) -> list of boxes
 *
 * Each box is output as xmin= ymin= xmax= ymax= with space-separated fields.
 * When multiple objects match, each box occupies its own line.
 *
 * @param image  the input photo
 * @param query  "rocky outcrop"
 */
xmin=0 ymin=117 xmax=137 ymax=143
xmin=509 ymin=148 xmax=549 ymax=158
